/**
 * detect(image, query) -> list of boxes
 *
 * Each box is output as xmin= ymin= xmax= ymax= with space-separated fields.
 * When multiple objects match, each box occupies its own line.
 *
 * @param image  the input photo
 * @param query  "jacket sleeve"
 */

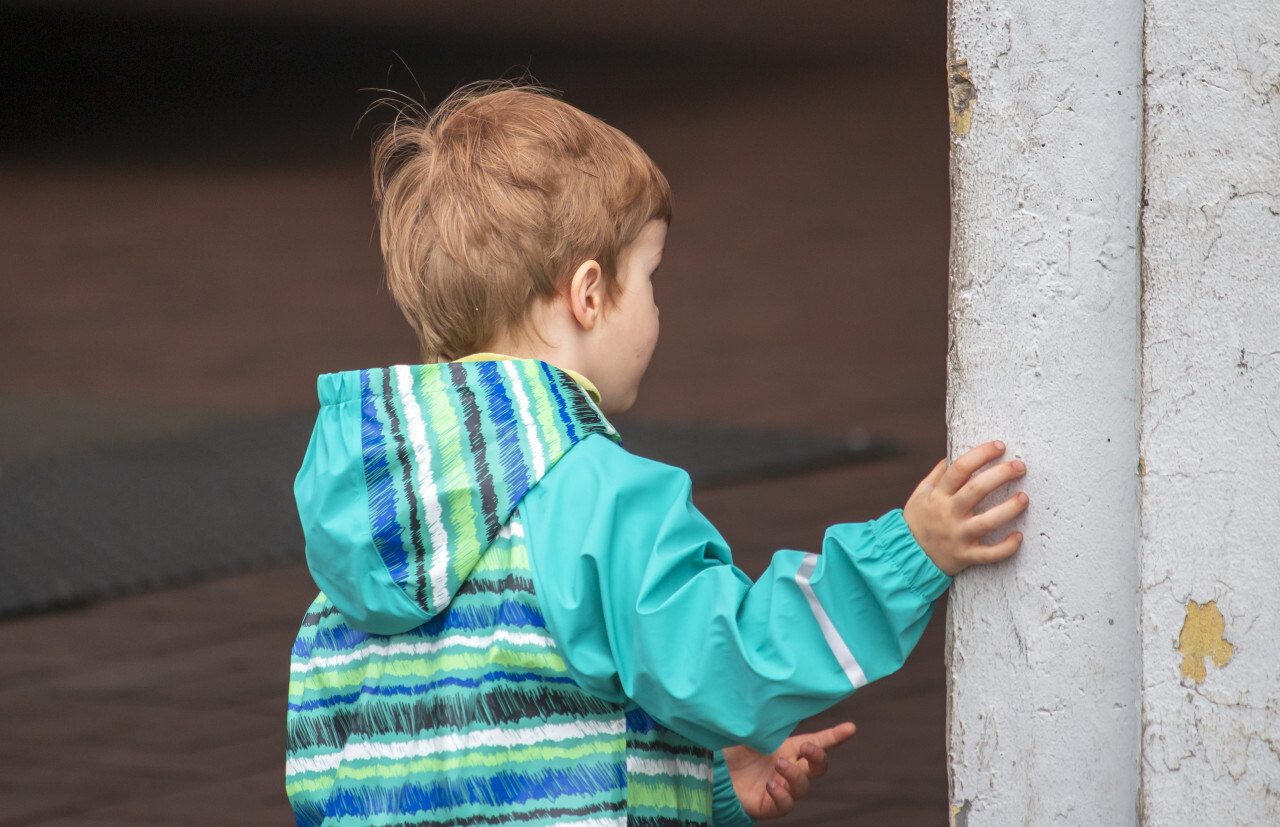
xmin=712 ymin=750 xmax=755 ymax=827
xmin=519 ymin=434 xmax=952 ymax=753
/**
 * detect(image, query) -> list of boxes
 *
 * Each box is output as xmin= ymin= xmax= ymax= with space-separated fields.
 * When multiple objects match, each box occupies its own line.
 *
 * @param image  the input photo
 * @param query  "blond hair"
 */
xmin=372 ymin=82 xmax=672 ymax=362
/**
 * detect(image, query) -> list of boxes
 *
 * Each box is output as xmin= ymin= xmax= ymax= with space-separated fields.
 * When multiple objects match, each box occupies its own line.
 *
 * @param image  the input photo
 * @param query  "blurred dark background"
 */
xmin=0 ymin=3 xmax=952 ymax=824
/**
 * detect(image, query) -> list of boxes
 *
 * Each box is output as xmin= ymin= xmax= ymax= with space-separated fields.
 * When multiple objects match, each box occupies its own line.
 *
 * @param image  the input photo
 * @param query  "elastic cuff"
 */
xmin=872 ymin=509 xmax=953 ymax=601
xmin=711 ymin=750 xmax=755 ymax=827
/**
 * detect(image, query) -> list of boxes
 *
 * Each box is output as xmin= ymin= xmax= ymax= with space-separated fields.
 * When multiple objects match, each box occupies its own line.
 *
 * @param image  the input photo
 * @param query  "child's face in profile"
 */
xmin=592 ymin=219 xmax=666 ymax=414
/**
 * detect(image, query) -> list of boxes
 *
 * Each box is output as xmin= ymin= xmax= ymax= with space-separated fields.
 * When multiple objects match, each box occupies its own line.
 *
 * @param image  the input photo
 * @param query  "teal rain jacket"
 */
xmin=286 ymin=359 xmax=951 ymax=827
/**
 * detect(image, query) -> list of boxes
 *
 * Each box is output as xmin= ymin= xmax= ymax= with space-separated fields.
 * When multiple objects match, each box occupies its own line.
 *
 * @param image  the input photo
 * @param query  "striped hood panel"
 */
xmin=355 ymin=361 xmax=616 ymax=618
xmin=297 ymin=360 xmax=618 ymax=630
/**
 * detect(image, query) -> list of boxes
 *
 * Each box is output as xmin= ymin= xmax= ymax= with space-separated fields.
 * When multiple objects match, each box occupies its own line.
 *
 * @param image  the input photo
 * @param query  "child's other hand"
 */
xmin=903 ymin=440 xmax=1029 ymax=576
xmin=723 ymin=721 xmax=856 ymax=820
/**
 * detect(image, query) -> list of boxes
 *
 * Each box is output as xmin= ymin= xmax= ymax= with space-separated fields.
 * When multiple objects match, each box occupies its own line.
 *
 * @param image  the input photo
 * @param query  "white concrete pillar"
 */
xmin=1139 ymin=1 xmax=1280 ymax=821
xmin=944 ymin=0 xmax=1145 ymax=822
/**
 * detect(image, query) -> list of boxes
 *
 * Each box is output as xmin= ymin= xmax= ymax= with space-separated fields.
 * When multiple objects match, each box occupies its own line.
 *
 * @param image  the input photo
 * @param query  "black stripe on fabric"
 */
xmin=381 ymin=369 xmax=433 ymax=609
xmin=288 ymin=705 xmax=355 ymax=753
xmin=628 ymin=817 xmax=711 ymax=827
xmin=300 ymin=602 xmax=342 ymax=627
xmin=288 ymin=686 xmax=621 ymax=750
xmin=552 ymin=367 xmax=607 ymax=434
xmin=380 ymin=799 xmax=626 ymax=827
xmin=450 ymin=362 xmax=501 ymax=542
xmin=454 ymin=573 xmax=535 ymax=597
xmin=625 ymin=742 xmax=713 ymax=761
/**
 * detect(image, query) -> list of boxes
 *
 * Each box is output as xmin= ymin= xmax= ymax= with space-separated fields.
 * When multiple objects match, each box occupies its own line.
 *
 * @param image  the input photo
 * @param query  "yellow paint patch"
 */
xmin=1178 ymin=600 xmax=1234 ymax=682
xmin=949 ymin=58 xmax=976 ymax=137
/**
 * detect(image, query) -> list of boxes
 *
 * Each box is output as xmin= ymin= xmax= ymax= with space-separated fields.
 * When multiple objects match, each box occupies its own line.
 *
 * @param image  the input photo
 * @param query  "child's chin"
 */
xmin=600 ymin=391 xmax=638 ymax=416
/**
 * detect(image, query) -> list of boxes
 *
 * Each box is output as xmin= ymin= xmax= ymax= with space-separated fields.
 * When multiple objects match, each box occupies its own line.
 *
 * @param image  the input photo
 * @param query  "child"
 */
xmin=286 ymin=83 xmax=1028 ymax=827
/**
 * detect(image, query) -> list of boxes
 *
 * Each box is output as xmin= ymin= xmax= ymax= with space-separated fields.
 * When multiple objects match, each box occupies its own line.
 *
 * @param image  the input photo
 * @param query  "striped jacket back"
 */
xmin=287 ymin=360 xmax=713 ymax=825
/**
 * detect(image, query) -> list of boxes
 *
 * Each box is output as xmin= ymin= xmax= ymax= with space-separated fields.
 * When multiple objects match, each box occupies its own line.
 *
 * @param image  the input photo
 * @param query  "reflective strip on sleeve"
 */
xmin=795 ymin=553 xmax=868 ymax=689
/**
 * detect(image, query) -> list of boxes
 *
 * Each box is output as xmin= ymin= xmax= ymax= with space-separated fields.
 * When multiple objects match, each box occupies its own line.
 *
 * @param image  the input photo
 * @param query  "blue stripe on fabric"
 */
xmin=378 ymin=367 xmax=435 ymax=610
xmin=360 ymin=369 xmax=411 ymax=585
xmin=475 ymin=360 xmax=531 ymax=504
xmin=324 ymin=762 xmax=627 ymax=818
xmin=293 ymin=624 xmax=374 ymax=657
xmin=287 ymin=671 xmax=579 ymax=712
xmin=293 ymin=799 xmax=324 ymax=827
xmin=419 ymin=600 xmax=548 ymax=634
xmin=295 ymin=598 xmax=543 ymax=655
xmin=625 ymin=707 xmax=664 ymax=735
xmin=540 ymin=360 xmax=578 ymax=442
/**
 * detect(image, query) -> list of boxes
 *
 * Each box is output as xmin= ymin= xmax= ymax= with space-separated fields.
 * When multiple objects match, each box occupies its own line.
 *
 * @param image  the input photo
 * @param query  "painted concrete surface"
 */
xmin=1140 ymin=0 xmax=1280 ymax=819
xmin=945 ymin=0 xmax=1144 ymax=822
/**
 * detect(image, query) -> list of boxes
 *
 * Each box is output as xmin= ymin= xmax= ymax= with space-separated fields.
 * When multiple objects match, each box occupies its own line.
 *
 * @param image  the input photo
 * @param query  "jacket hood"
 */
xmin=295 ymin=359 xmax=619 ymax=635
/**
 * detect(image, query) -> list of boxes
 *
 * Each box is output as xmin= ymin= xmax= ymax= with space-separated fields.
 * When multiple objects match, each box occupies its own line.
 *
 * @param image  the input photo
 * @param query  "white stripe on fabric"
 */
xmin=393 ymin=365 xmax=452 ymax=612
xmin=291 ymin=629 xmax=556 ymax=673
xmin=626 ymin=756 xmax=714 ymax=782
xmin=795 ymin=553 xmax=868 ymax=689
xmin=285 ymin=718 xmax=627 ymax=775
xmin=286 ymin=748 xmax=343 ymax=777
xmin=504 ymin=360 xmax=546 ymax=478
xmin=554 ymin=819 xmax=626 ymax=827
xmin=497 ymin=516 xmax=525 ymax=540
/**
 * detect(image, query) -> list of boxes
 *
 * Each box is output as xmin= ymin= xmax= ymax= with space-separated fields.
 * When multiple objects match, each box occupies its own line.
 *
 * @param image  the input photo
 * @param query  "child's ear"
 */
xmin=567 ymin=259 xmax=604 ymax=331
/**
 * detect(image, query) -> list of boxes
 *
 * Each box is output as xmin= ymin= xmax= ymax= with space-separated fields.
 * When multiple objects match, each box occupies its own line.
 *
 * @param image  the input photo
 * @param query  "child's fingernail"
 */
xmin=995 ymin=440 xmax=1005 ymax=451
xmin=1014 ymin=460 xmax=1026 ymax=472
xmin=777 ymin=758 xmax=791 ymax=771
xmin=1019 ymin=493 xmax=1029 ymax=504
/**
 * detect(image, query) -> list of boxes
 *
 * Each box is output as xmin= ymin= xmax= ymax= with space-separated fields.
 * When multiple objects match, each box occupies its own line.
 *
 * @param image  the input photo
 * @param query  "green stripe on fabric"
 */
xmin=521 ymin=360 xmax=566 ymax=461
xmin=628 ymin=776 xmax=714 ymax=815
xmin=332 ymin=737 xmax=629 ymax=781
xmin=295 ymin=651 xmax=570 ymax=693
xmin=473 ymin=539 xmax=529 ymax=573
xmin=419 ymin=367 xmax=483 ymax=586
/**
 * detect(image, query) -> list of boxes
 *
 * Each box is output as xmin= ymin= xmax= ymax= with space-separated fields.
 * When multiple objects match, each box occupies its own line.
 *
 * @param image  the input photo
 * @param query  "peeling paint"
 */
xmin=949 ymin=58 xmax=976 ymax=137
xmin=1178 ymin=600 xmax=1235 ymax=683
xmin=950 ymin=799 xmax=971 ymax=827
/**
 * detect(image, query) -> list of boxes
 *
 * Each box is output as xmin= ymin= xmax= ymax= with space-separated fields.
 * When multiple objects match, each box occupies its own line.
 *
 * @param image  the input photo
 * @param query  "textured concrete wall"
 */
xmin=1140 ymin=1 xmax=1280 ymax=820
xmin=945 ymin=0 xmax=1145 ymax=822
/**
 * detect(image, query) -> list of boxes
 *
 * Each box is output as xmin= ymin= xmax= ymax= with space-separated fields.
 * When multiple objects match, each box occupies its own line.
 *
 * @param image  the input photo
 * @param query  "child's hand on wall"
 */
xmin=724 ymin=721 xmax=857 ymax=819
xmin=903 ymin=440 xmax=1028 ymax=576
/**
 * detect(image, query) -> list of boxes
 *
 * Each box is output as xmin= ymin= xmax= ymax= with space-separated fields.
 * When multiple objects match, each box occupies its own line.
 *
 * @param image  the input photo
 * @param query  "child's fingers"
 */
xmin=910 ymin=459 xmax=948 ymax=501
xmin=967 ymin=492 xmax=1030 ymax=538
xmin=938 ymin=441 xmax=1006 ymax=494
xmin=955 ymin=459 xmax=1026 ymax=512
xmin=776 ymin=758 xmax=811 ymax=798
xmin=813 ymin=721 xmax=856 ymax=750
xmin=966 ymin=531 xmax=1023 ymax=566
xmin=765 ymin=778 xmax=795 ymax=815
xmin=798 ymin=742 xmax=830 ymax=779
